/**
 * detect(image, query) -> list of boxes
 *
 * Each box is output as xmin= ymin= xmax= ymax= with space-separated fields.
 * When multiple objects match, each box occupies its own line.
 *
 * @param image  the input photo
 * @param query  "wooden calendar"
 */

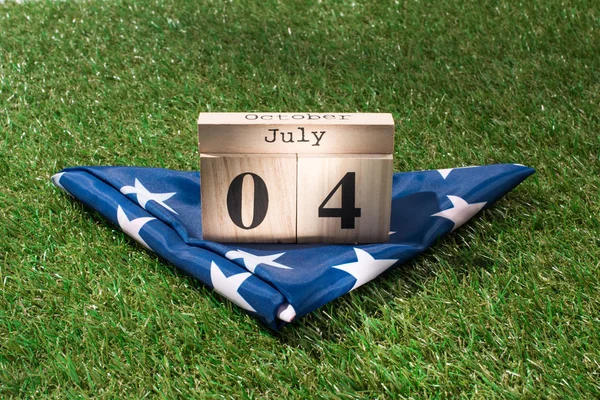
xmin=198 ymin=113 xmax=394 ymax=243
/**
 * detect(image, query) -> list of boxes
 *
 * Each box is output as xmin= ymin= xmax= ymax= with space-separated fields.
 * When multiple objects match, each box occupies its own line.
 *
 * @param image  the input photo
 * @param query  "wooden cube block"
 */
xmin=296 ymin=154 xmax=393 ymax=243
xmin=198 ymin=113 xmax=395 ymax=244
xmin=200 ymin=154 xmax=297 ymax=243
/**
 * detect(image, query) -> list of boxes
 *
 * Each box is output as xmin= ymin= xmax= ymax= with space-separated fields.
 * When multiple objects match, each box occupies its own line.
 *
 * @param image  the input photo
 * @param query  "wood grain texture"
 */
xmin=296 ymin=154 xmax=393 ymax=244
xmin=200 ymin=153 xmax=297 ymax=243
xmin=198 ymin=113 xmax=394 ymax=154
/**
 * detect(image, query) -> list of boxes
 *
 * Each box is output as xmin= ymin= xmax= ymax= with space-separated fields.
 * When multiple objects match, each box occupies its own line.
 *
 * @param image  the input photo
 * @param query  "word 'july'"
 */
xmin=265 ymin=127 xmax=325 ymax=146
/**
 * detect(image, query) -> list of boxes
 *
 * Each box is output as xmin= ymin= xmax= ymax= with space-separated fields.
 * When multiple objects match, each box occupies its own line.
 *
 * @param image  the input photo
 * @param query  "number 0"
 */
xmin=318 ymin=172 xmax=362 ymax=229
xmin=226 ymin=173 xmax=269 ymax=230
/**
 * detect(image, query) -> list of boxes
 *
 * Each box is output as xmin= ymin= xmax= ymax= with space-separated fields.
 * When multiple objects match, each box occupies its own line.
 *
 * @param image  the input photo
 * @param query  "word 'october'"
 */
xmin=245 ymin=113 xmax=351 ymax=121
xmin=265 ymin=127 xmax=325 ymax=147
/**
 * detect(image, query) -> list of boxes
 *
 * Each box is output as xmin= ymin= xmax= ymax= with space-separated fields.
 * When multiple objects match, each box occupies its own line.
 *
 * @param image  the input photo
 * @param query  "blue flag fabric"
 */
xmin=51 ymin=164 xmax=534 ymax=329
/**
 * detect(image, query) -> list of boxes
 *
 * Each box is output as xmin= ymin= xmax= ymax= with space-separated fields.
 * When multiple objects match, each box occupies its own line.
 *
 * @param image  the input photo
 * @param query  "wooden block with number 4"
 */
xmin=200 ymin=154 xmax=296 ymax=243
xmin=296 ymin=154 xmax=393 ymax=243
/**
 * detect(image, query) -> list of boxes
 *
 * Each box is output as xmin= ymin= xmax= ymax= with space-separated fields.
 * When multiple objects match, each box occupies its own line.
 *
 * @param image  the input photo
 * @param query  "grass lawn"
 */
xmin=1 ymin=0 xmax=599 ymax=397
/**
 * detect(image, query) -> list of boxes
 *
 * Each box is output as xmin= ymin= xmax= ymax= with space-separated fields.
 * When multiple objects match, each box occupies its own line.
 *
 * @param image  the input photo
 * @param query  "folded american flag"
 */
xmin=51 ymin=164 xmax=534 ymax=329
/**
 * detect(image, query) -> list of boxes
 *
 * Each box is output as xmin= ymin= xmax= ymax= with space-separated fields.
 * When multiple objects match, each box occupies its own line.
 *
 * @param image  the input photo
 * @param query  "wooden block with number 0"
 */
xmin=200 ymin=154 xmax=297 ymax=243
xmin=296 ymin=154 xmax=393 ymax=243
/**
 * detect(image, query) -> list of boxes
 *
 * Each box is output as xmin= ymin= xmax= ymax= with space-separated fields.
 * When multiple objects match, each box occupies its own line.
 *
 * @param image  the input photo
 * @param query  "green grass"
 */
xmin=1 ymin=0 xmax=599 ymax=397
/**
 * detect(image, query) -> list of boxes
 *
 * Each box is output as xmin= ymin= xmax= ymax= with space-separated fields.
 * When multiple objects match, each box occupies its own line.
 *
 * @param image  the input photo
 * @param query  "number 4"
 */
xmin=318 ymin=172 xmax=362 ymax=229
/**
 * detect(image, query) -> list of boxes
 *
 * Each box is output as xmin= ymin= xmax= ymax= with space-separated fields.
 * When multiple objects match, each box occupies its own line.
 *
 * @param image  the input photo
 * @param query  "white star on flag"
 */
xmin=431 ymin=195 xmax=487 ymax=231
xmin=121 ymin=179 xmax=177 ymax=214
xmin=210 ymin=261 xmax=256 ymax=312
xmin=51 ymin=172 xmax=69 ymax=194
xmin=116 ymin=205 xmax=155 ymax=249
xmin=437 ymin=166 xmax=477 ymax=179
xmin=437 ymin=168 xmax=454 ymax=179
xmin=225 ymin=250 xmax=291 ymax=273
xmin=332 ymin=248 xmax=399 ymax=291
xmin=276 ymin=303 xmax=296 ymax=323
